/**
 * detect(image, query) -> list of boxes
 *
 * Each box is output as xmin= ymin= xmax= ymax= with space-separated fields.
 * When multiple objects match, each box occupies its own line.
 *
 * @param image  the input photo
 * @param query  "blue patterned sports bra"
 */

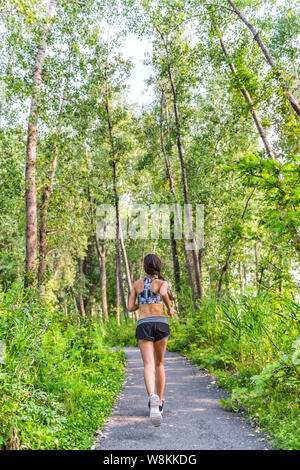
xmin=137 ymin=278 xmax=163 ymax=305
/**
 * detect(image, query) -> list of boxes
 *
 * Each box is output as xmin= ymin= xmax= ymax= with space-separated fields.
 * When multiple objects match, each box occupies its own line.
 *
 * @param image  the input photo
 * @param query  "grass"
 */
xmin=0 ymin=282 xmax=126 ymax=450
xmin=102 ymin=317 xmax=138 ymax=348
xmin=167 ymin=292 xmax=300 ymax=450
xmin=3 ymin=282 xmax=298 ymax=450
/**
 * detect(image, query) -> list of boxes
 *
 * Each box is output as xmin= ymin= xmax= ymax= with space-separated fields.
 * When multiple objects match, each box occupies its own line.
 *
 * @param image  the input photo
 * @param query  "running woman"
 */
xmin=128 ymin=254 xmax=174 ymax=427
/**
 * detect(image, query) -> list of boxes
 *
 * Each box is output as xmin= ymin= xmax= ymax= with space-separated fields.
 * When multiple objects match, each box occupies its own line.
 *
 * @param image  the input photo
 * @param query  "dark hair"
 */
xmin=143 ymin=254 xmax=175 ymax=301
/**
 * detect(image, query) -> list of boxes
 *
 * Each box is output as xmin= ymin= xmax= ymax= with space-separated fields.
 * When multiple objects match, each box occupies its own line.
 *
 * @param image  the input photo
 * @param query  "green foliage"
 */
xmin=168 ymin=293 xmax=300 ymax=449
xmin=102 ymin=318 xmax=138 ymax=347
xmin=0 ymin=0 xmax=299 ymax=452
xmin=0 ymin=282 xmax=125 ymax=449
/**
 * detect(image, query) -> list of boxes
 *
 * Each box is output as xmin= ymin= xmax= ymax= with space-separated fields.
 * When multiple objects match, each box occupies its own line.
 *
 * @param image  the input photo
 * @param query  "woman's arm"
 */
xmin=160 ymin=281 xmax=174 ymax=316
xmin=128 ymin=283 xmax=139 ymax=312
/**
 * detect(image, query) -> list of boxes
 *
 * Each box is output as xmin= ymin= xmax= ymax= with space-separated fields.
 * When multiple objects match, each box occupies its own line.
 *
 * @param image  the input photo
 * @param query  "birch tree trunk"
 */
xmin=160 ymin=89 xmax=181 ymax=295
xmin=130 ymin=261 xmax=135 ymax=284
xmin=170 ymin=213 xmax=181 ymax=292
xmin=254 ymin=241 xmax=259 ymax=289
xmin=95 ymin=236 xmax=108 ymax=321
xmin=85 ymin=148 xmax=109 ymax=321
xmin=24 ymin=0 xmax=59 ymax=288
xmin=115 ymin=255 xmax=120 ymax=325
xmin=38 ymin=82 xmax=66 ymax=286
xmin=160 ymin=92 xmax=198 ymax=307
xmin=218 ymin=246 xmax=233 ymax=296
xmin=114 ymin=163 xmax=128 ymax=320
xmin=159 ymin=83 xmax=198 ymax=303
xmin=120 ymin=222 xmax=132 ymax=293
xmin=77 ymin=258 xmax=87 ymax=318
xmin=166 ymin=65 xmax=203 ymax=299
xmin=239 ymin=261 xmax=246 ymax=295
xmin=104 ymin=60 xmax=128 ymax=321
xmin=139 ymin=245 xmax=145 ymax=278
xmin=71 ymin=287 xmax=79 ymax=314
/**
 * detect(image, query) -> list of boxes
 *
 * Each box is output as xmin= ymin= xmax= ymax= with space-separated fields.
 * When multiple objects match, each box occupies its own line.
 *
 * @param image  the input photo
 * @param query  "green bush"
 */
xmin=102 ymin=317 xmax=137 ymax=347
xmin=0 ymin=281 xmax=125 ymax=449
xmin=168 ymin=292 xmax=300 ymax=450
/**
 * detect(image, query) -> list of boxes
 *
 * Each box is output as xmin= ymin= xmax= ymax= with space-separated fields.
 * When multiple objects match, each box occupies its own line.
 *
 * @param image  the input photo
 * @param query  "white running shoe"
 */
xmin=149 ymin=394 xmax=162 ymax=427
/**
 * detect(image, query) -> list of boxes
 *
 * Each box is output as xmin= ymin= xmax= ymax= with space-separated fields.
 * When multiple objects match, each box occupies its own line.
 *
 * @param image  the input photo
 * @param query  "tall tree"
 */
xmin=104 ymin=52 xmax=128 ymax=321
xmin=25 ymin=0 xmax=59 ymax=288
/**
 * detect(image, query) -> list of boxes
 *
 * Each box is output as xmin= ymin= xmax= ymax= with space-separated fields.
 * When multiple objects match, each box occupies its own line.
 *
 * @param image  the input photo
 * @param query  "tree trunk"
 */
xmin=227 ymin=0 xmax=300 ymax=116
xmin=139 ymin=245 xmax=145 ymax=278
xmin=165 ymin=62 xmax=203 ymax=299
xmin=24 ymin=0 xmax=59 ymax=289
xmin=218 ymin=33 xmax=278 ymax=163
xmin=114 ymin=200 xmax=128 ymax=320
xmin=182 ymin=241 xmax=196 ymax=303
xmin=77 ymin=258 xmax=87 ymax=318
xmin=38 ymin=90 xmax=66 ymax=286
xmin=37 ymin=140 xmax=58 ymax=285
xmin=70 ymin=286 xmax=79 ymax=314
xmin=218 ymin=245 xmax=233 ymax=296
xmin=104 ymin=60 xmax=128 ymax=321
xmin=170 ymin=213 xmax=181 ymax=292
xmin=89 ymin=284 xmax=96 ymax=317
xmin=160 ymin=87 xmax=198 ymax=305
xmin=239 ymin=261 xmax=246 ymax=295
xmin=198 ymin=248 xmax=203 ymax=296
xmin=85 ymin=149 xmax=109 ymax=321
xmin=254 ymin=241 xmax=259 ymax=288
xmin=100 ymin=241 xmax=108 ymax=320
xmin=130 ymin=261 xmax=135 ymax=284
xmin=95 ymin=236 xmax=108 ymax=321
xmin=120 ymin=222 xmax=132 ymax=293
xmin=159 ymin=89 xmax=181 ymax=295
xmin=115 ymin=257 xmax=120 ymax=325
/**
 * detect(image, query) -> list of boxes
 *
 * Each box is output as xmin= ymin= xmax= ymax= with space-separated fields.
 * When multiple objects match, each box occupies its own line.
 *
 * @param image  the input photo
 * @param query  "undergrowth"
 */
xmin=0 ymin=282 xmax=125 ymax=450
xmin=167 ymin=292 xmax=300 ymax=450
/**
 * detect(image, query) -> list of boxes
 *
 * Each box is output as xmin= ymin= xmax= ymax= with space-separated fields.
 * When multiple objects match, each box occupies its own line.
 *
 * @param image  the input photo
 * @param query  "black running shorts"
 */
xmin=136 ymin=316 xmax=170 ymax=342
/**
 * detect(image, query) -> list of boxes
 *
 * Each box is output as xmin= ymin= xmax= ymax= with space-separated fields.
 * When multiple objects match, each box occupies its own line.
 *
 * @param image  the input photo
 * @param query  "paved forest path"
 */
xmin=94 ymin=347 xmax=272 ymax=450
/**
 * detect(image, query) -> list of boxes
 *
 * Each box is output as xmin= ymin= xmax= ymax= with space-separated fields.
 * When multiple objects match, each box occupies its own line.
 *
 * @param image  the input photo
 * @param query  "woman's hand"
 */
xmin=167 ymin=306 xmax=174 ymax=316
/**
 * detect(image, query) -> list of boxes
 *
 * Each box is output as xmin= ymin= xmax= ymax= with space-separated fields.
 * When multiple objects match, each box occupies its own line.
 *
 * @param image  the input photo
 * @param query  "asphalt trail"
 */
xmin=94 ymin=347 xmax=272 ymax=450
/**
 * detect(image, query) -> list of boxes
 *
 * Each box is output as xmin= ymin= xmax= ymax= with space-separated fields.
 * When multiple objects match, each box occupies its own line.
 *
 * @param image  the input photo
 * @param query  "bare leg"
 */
xmin=138 ymin=339 xmax=155 ymax=396
xmin=154 ymin=337 xmax=168 ymax=404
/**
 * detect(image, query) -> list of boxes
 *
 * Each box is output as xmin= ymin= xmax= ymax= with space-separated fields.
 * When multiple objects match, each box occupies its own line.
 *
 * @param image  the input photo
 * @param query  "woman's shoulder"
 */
xmin=153 ymin=278 xmax=168 ymax=289
xmin=133 ymin=277 xmax=167 ymax=286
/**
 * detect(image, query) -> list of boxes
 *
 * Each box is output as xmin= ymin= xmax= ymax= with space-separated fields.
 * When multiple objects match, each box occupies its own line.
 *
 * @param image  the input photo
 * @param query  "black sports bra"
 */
xmin=137 ymin=278 xmax=163 ymax=305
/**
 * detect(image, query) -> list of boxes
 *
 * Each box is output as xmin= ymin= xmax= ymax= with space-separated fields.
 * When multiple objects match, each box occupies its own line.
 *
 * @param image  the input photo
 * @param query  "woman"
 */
xmin=128 ymin=253 xmax=174 ymax=427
